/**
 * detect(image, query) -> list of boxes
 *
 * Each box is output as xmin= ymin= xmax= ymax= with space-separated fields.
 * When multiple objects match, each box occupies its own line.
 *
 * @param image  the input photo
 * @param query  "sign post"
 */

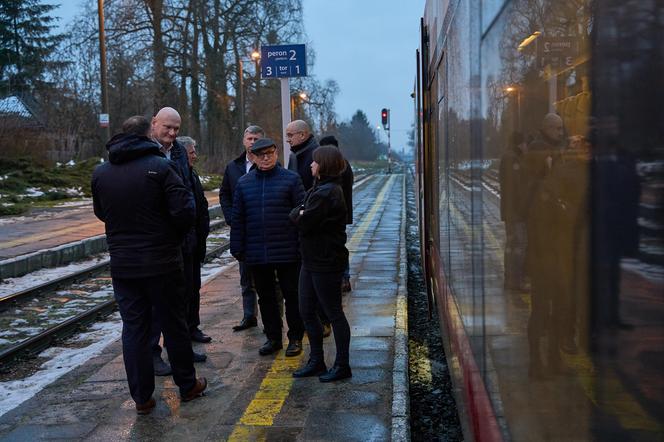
xmin=260 ymin=44 xmax=307 ymax=168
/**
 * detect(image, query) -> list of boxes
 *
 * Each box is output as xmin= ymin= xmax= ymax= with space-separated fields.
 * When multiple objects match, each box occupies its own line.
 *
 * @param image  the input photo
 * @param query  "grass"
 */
xmin=0 ymin=157 xmax=222 ymax=217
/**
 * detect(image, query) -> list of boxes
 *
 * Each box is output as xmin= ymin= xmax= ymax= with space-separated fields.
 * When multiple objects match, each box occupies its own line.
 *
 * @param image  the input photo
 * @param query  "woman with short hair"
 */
xmin=289 ymin=145 xmax=352 ymax=382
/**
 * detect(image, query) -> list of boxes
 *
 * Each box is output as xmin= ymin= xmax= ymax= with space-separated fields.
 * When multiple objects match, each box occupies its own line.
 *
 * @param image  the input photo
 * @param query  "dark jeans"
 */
xmin=250 ymin=262 xmax=304 ymax=342
xmin=188 ymin=257 xmax=202 ymax=332
xmin=299 ymin=268 xmax=351 ymax=367
xmin=239 ymin=261 xmax=258 ymax=319
xmin=112 ymin=273 xmax=196 ymax=403
xmin=152 ymin=252 xmax=194 ymax=355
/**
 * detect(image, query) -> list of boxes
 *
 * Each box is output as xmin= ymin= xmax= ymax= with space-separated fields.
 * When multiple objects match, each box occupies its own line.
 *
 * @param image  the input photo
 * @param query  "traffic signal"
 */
xmin=381 ymin=108 xmax=389 ymax=129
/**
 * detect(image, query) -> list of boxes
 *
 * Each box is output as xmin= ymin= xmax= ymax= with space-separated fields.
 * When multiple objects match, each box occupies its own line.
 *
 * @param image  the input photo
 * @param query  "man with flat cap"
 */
xmin=230 ymin=138 xmax=306 ymax=357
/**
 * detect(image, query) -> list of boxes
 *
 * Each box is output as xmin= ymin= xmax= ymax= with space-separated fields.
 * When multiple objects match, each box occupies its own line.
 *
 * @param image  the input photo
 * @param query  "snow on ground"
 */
xmin=0 ymin=254 xmax=109 ymax=298
xmin=0 ymin=258 xmax=237 ymax=418
xmin=0 ymin=205 xmax=90 ymax=226
xmin=0 ymin=314 xmax=122 ymax=417
xmin=53 ymin=198 xmax=93 ymax=208
xmin=622 ymin=258 xmax=664 ymax=284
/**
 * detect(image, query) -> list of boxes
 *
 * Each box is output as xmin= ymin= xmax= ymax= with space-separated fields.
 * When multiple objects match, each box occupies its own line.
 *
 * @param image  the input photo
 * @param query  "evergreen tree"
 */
xmin=0 ymin=0 xmax=63 ymax=95
xmin=337 ymin=110 xmax=383 ymax=160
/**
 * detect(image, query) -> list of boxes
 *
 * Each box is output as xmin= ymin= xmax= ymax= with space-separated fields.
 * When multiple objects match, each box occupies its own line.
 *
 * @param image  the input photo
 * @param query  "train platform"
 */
xmin=0 ymin=192 xmax=219 ymax=261
xmin=0 ymin=174 xmax=408 ymax=441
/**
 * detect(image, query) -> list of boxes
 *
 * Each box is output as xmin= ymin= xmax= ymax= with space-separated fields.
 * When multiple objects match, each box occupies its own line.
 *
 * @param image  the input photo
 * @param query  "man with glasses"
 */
xmin=220 ymin=125 xmax=263 ymax=332
xmin=230 ymin=138 xmax=306 ymax=357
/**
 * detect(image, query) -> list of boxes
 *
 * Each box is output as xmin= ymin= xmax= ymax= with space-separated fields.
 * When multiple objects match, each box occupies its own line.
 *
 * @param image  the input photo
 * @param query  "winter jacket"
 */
xmin=230 ymin=165 xmax=305 ymax=265
xmin=168 ymin=140 xmax=197 ymax=255
xmin=92 ymin=133 xmax=195 ymax=279
xmin=192 ymin=168 xmax=210 ymax=262
xmin=499 ymin=145 xmax=527 ymax=223
xmin=341 ymin=160 xmax=354 ymax=224
xmin=289 ymin=176 xmax=348 ymax=273
xmin=219 ymin=151 xmax=253 ymax=224
xmin=289 ymin=135 xmax=318 ymax=190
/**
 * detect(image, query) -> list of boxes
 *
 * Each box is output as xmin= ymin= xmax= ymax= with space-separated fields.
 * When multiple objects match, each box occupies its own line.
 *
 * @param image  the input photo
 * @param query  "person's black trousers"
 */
xmin=298 ymin=268 xmax=351 ymax=367
xmin=250 ymin=262 xmax=304 ymax=343
xmin=188 ymin=256 xmax=202 ymax=332
xmin=112 ymin=272 xmax=196 ymax=403
xmin=151 ymin=252 xmax=194 ymax=354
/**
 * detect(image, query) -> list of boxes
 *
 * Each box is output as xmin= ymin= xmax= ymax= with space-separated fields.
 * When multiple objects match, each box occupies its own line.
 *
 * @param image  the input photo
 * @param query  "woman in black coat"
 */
xmin=289 ymin=146 xmax=352 ymax=382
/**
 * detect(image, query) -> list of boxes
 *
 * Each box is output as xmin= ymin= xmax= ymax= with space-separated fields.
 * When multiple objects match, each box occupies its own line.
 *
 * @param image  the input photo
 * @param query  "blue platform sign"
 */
xmin=260 ymin=44 xmax=307 ymax=78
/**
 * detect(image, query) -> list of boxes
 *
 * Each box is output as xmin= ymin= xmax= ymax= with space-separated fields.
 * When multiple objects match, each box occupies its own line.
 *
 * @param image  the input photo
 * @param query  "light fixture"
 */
xmin=517 ymin=31 xmax=541 ymax=51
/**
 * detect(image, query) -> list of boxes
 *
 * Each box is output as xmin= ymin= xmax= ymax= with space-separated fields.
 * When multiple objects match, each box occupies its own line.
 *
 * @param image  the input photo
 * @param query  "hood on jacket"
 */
xmin=106 ymin=133 xmax=163 ymax=164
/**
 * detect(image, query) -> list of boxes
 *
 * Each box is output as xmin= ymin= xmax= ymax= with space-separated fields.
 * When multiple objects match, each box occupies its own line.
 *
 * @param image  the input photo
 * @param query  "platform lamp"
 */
xmin=238 ymin=50 xmax=261 ymax=132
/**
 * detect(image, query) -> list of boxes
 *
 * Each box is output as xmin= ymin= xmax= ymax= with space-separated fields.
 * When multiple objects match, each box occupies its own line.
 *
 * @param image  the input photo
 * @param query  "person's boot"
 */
xmin=259 ymin=339 xmax=283 ymax=356
xmin=153 ymin=355 xmax=172 ymax=376
xmin=319 ymin=365 xmax=352 ymax=382
xmin=293 ymin=359 xmax=327 ymax=378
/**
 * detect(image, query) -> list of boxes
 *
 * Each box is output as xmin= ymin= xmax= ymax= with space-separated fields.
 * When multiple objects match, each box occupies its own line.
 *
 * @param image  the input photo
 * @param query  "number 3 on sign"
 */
xmin=266 ymin=66 xmax=272 ymax=76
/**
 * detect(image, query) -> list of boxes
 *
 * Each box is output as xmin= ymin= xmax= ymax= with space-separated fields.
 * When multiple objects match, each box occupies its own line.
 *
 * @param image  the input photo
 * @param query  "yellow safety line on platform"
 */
xmin=227 ymin=174 xmax=398 ymax=441
xmin=449 ymin=190 xmax=661 ymax=432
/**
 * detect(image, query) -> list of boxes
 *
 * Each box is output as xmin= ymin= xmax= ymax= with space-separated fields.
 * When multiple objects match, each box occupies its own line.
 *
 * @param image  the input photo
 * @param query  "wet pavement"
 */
xmin=0 ymin=192 xmax=219 ymax=261
xmin=0 ymin=174 xmax=407 ymax=441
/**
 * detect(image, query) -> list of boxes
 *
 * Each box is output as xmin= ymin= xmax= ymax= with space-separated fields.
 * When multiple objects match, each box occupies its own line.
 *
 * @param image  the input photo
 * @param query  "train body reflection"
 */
xmin=416 ymin=0 xmax=664 ymax=440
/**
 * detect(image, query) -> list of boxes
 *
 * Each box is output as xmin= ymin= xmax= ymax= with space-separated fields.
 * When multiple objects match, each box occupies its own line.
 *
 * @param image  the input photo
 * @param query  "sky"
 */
xmin=52 ymin=0 xmax=425 ymax=153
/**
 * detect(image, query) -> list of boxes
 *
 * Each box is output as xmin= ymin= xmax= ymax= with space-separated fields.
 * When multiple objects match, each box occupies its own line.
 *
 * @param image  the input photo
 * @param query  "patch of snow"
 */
xmin=53 ymin=198 xmax=92 ymax=208
xmin=0 ymin=255 xmax=109 ymax=298
xmin=24 ymin=187 xmax=44 ymax=198
xmin=99 ymin=158 xmax=105 ymax=163
xmin=55 ymin=162 xmax=62 ymax=167
xmin=0 ymin=316 xmax=122 ymax=417
xmin=0 ymin=175 xmax=8 ymax=181
xmin=66 ymin=160 xmax=76 ymax=166
xmin=1 ymin=202 xmax=15 ymax=207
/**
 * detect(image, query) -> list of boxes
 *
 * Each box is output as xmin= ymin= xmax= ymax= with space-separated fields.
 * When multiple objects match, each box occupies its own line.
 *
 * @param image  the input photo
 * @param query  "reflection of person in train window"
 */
xmin=550 ymin=135 xmax=592 ymax=355
xmin=499 ymin=132 xmax=529 ymax=291
xmin=524 ymin=113 xmax=567 ymax=379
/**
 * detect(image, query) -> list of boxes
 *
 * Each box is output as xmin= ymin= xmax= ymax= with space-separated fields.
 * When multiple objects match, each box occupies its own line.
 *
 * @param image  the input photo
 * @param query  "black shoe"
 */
xmin=193 ymin=351 xmax=207 ymax=363
xmin=285 ymin=340 xmax=302 ymax=357
xmin=259 ymin=340 xmax=283 ymax=356
xmin=319 ymin=365 xmax=352 ymax=382
xmin=191 ymin=329 xmax=212 ymax=343
xmin=153 ymin=356 xmax=172 ymax=376
xmin=233 ymin=317 xmax=258 ymax=332
xmin=293 ymin=359 xmax=327 ymax=378
xmin=322 ymin=323 xmax=332 ymax=338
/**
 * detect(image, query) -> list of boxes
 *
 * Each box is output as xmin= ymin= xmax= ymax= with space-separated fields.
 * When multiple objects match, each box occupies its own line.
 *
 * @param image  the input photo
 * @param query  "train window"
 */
xmin=420 ymin=0 xmax=664 ymax=439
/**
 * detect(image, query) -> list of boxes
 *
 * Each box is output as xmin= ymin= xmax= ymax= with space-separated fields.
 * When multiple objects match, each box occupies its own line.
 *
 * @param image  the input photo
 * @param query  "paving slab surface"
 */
xmin=0 ymin=174 xmax=407 ymax=441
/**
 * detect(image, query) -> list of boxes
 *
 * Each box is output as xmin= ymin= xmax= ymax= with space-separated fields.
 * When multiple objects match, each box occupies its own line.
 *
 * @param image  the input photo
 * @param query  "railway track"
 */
xmin=0 ymin=223 xmax=230 ymax=366
xmin=0 ymin=172 xmax=375 ymax=367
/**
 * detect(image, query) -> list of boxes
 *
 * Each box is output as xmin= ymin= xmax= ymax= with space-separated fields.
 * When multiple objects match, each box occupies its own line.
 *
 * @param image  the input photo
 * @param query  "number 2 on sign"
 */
xmin=290 ymin=50 xmax=296 ymax=60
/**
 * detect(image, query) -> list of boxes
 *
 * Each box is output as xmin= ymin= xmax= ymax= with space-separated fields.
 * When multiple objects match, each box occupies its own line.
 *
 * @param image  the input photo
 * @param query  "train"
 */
xmin=414 ymin=0 xmax=663 ymax=441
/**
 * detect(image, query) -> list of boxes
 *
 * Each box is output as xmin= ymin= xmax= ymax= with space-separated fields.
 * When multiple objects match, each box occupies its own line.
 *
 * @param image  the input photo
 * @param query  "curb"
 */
xmin=392 ymin=173 xmax=411 ymax=441
xmin=0 ymin=204 xmax=223 ymax=280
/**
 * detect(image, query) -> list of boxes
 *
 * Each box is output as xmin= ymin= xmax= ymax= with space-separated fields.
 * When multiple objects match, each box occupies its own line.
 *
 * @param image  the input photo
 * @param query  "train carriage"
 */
xmin=415 ymin=0 xmax=664 ymax=440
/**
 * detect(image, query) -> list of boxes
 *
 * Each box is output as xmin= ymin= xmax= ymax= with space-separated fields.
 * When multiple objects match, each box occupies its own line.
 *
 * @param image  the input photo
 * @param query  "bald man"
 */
xmin=523 ymin=112 xmax=567 ymax=378
xmin=149 ymin=107 xmax=208 ymax=376
xmin=286 ymin=120 xmax=318 ymax=191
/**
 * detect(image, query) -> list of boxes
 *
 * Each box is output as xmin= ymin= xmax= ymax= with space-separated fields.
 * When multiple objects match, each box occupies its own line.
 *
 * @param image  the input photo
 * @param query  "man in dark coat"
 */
xmin=499 ymin=132 xmax=528 ymax=291
xmin=285 ymin=119 xmax=318 ymax=191
xmin=178 ymin=136 xmax=211 ymax=343
xmin=149 ymin=107 xmax=207 ymax=376
xmin=219 ymin=125 xmax=263 ymax=331
xmin=319 ymin=135 xmax=354 ymax=292
xmin=230 ymin=138 xmax=306 ymax=357
xmin=92 ymin=116 xmax=206 ymax=413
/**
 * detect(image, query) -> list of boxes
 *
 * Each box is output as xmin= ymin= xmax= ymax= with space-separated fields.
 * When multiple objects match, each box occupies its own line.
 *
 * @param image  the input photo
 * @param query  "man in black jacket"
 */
xmin=178 ymin=136 xmax=211 ymax=343
xmin=285 ymin=120 xmax=318 ymax=190
xmin=220 ymin=125 xmax=263 ymax=331
xmin=92 ymin=116 xmax=206 ymax=413
xmin=149 ymin=108 xmax=207 ymax=376
xmin=319 ymin=135 xmax=354 ymax=292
